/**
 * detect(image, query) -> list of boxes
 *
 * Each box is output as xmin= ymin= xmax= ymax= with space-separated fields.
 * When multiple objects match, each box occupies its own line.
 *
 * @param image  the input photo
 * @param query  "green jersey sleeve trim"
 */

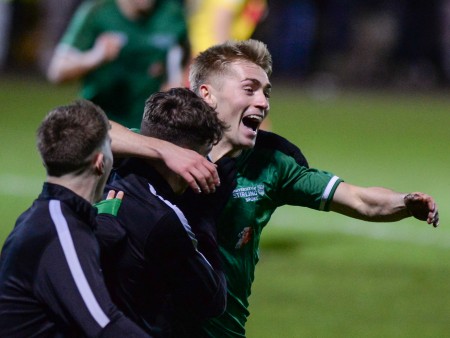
xmin=319 ymin=175 xmax=342 ymax=211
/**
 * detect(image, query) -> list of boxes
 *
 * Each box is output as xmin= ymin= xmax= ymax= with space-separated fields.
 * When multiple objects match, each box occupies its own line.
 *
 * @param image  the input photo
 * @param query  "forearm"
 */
xmin=109 ymin=120 xmax=165 ymax=159
xmin=352 ymin=187 xmax=410 ymax=221
xmin=47 ymin=46 xmax=104 ymax=83
xmin=331 ymin=184 xmax=410 ymax=222
xmin=331 ymin=183 xmax=438 ymax=226
xmin=109 ymin=120 xmax=219 ymax=193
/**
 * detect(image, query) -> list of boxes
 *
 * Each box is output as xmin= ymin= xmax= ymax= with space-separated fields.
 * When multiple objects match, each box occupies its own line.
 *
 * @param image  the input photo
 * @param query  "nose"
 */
xmin=254 ymin=90 xmax=269 ymax=111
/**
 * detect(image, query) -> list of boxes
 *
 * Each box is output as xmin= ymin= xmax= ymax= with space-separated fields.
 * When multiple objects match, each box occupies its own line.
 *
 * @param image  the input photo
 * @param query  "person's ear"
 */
xmin=93 ymin=152 xmax=105 ymax=176
xmin=199 ymin=84 xmax=216 ymax=106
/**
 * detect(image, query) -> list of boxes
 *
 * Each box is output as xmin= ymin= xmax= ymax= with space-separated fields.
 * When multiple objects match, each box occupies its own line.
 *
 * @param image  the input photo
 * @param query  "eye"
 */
xmin=244 ymin=86 xmax=254 ymax=94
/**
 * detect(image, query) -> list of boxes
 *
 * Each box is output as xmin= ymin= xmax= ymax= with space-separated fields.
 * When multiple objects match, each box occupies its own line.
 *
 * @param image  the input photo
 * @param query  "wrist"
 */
xmin=403 ymin=193 xmax=413 ymax=216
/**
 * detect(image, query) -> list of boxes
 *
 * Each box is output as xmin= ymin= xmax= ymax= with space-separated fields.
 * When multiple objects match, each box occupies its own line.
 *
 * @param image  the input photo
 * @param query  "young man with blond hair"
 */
xmin=110 ymin=40 xmax=439 ymax=337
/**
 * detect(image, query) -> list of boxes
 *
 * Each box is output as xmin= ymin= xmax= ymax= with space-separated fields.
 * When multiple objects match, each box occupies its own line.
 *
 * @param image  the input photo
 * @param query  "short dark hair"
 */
xmin=37 ymin=100 xmax=110 ymax=176
xmin=141 ymin=88 xmax=226 ymax=149
xmin=189 ymin=39 xmax=272 ymax=95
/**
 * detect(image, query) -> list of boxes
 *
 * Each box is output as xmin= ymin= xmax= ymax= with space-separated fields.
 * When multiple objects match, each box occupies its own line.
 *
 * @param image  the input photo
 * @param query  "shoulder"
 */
xmin=70 ymin=1 xmax=100 ymax=22
xmin=255 ymin=130 xmax=309 ymax=167
xmin=69 ymin=0 xmax=116 ymax=27
xmin=53 ymin=201 xmax=97 ymax=246
xmin=159 ymin=0 xmax=185 ymax=12
xmin=60 ymin=0 xmax=111 ymax=46
xmin=106 ymin=162 xmax=150 ymax=199
xmin=1 ymin=202 xmax=55 ymax=265
xmin=75 ymin=0 xmax=111 ymax=15
xmin=152 ymin=0 xmax=187 ymax=35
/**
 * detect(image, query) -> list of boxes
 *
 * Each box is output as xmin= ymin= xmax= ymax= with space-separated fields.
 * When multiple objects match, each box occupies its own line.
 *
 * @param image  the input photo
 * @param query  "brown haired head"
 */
xmin=141 ymin=87 xmax=226 ymax=150
xmin=37 ymin=100 xmax=110 ymax=176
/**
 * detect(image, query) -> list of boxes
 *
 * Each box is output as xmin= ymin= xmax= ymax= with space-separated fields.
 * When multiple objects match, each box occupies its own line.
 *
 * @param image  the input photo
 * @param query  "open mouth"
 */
xmin=242 ymin=114 xmax=263 ymax=132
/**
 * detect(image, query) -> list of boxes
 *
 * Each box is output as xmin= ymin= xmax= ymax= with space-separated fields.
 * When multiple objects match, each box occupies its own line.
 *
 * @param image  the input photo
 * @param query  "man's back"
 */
xmin=0 ymin=184 xmax=121 ymax=337
xmin=100 ymin=158 xmax=226 ymax=336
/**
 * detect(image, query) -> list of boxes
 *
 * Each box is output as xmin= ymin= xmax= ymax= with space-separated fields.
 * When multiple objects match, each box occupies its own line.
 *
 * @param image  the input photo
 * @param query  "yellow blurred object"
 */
xmin=187 ymin=0 xmax=267 ymax=55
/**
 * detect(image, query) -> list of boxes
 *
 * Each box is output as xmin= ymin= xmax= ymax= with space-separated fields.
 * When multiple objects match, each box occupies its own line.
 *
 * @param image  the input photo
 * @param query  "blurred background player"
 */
xmin=47 ymin=0 xmax=189 ymax=129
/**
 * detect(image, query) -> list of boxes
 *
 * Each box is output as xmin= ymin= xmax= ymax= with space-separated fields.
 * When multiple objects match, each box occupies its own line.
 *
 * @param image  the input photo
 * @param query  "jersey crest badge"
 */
xmin=235 ymin=227 xmax=253 ymax=249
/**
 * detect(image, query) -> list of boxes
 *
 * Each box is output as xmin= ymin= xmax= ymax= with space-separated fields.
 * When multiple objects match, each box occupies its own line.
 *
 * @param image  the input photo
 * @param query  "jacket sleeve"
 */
xmin=95 ymin=213 xmax=127 ymax=254
xmin=34 ymin=218 xmax=150 ymax=338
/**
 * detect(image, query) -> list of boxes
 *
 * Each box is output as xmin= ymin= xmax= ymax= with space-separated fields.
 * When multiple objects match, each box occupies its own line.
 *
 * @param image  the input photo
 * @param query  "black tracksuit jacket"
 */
xmin=0 ymin=183 xmax=150 ymax=338
xmin=98 ymin=158 xmax=226 ymax=337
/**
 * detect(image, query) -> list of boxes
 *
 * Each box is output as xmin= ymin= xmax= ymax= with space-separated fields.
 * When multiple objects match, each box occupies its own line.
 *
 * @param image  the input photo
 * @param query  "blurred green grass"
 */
xmin=251 ymin=85 xmax=450 ymax=337
xmin=1 ymin=77 xmax=449 ymax=337
xmin=0 ymin=77 xmax=78 ymax=238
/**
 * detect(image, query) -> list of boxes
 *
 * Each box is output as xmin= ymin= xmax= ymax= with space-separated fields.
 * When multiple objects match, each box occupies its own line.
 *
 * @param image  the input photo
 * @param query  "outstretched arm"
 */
xmin=109 ymin=121 xmax=219 ymax=194
xmin=330 ymin=182 xmax=439 ymax=226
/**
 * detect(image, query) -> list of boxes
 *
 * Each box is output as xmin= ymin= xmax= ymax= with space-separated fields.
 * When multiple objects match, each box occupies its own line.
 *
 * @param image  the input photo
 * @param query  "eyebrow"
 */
xmin=242 ymin=78 xmax=272 ymax=91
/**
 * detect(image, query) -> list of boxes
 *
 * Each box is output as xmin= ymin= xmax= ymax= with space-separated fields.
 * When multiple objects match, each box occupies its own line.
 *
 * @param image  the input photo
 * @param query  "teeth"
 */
xmin=246 ymin=114 xmax=263 ymax=121
xmin=242 ymin=114 xmax=263 ymax=133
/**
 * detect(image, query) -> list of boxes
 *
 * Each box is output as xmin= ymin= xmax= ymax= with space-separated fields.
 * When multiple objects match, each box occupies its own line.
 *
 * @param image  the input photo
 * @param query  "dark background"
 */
xmin=2 ymin=0 xmax=450 ymax=90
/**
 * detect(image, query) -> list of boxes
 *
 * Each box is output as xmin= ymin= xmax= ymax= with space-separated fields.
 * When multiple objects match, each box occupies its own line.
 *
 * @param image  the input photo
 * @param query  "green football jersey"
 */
xmin=60 ymin=0 xmax=187 ymax=128
xmin=202 ymin=131 xmax=343 ymax=337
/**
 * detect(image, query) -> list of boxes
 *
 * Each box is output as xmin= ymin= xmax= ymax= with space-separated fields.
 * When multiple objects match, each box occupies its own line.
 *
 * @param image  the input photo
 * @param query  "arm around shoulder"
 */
xmin=109 ymin=121 xmax=219 ymax=194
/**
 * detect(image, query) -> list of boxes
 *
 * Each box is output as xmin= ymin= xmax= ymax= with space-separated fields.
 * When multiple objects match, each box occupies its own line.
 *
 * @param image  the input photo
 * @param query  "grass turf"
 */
xmin=1 ymin=77 xmax=449 ymax=337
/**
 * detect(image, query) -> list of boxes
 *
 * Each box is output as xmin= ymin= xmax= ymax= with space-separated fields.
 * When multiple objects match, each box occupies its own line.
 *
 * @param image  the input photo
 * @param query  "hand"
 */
xmin=404 ymin=192 xmax=439 ymax=227
xmin=106 ymin=190 xmax=124 ymax=200
xmin=109 ymin=121 xmax=220 ymax=193
xmin=94 ymin=32 xmax=125 ymax=62
xmin=95 ymin=190 xmax=124 ymax=216
xmin=160 ymin=142 xmax=220 ymax=194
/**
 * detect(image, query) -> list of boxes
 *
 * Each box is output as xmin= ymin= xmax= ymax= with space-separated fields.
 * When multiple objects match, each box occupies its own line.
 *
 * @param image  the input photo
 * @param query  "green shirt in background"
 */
xmin=60 ymin=0 xmax=187 ymax=128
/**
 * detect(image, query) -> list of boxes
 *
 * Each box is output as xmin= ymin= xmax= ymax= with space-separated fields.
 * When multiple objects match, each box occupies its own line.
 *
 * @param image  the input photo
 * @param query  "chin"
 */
xmin=240 ymin=139 xmax=257 ymax=149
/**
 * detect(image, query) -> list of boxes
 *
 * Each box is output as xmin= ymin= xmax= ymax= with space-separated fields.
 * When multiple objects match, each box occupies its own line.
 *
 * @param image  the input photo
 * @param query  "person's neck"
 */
xmin=147 ymin=160 xmax=185 ymax=195
xmin=47 ymin=173 xmax=98 ymax=204
xmin=116 ymin=0 xmax=139 ymax=20
xmin=209 ymin=141 xmax=242 ymax=163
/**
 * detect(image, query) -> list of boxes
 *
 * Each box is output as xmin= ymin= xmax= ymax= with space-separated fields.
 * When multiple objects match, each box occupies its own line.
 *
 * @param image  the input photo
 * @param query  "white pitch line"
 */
xmin=0 ymin=174 xmax=43 ymax=197
xmin=272 ymin=211 xmax=450 ymax=249
xmin=2 ymin=173 xmax=447 ymax=249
